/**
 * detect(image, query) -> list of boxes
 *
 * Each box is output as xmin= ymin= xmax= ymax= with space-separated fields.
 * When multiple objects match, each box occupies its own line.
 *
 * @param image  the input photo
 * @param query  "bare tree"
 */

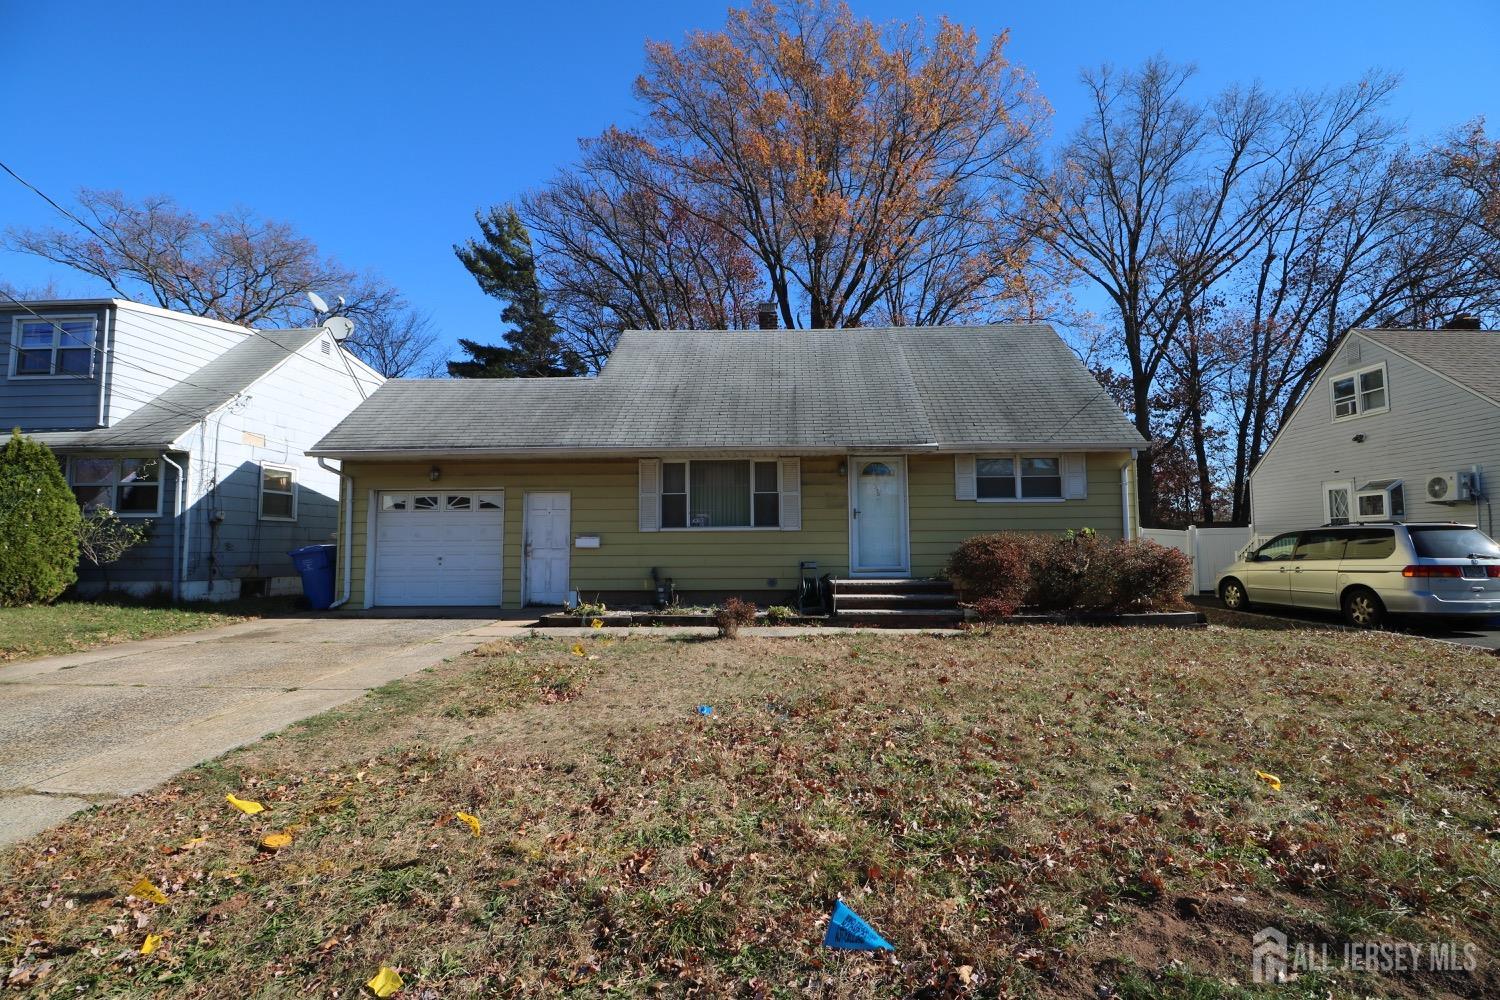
xmin=346 ymin=302 xmax=443 ymax=378
xmin=6 ymin=188 xmax=443 ymax=377
xmin=1022 ymin=60 xmax=1402 ymax=525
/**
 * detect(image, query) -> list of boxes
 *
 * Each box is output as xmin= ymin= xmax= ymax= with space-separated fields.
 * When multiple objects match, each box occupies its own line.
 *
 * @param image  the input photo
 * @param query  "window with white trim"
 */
xmin=10 ymin=315 xmax=97 ymax=377
xmin=259 ymin=465 xmax=297 ymax=521
xmin=68 ymin=456 xmax=161 ymax=516
xmin=1331 ymin=362 xmax=1388 ymax=420
xmin=660 ymin=459 xmax=780 ymax=528
xmin=976 ymin=455 xmax=1063 ymax=500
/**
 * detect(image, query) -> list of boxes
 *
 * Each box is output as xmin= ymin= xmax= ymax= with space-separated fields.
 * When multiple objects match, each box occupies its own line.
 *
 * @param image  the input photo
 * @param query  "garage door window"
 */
xmin=478 ymin=494 xmax=502 ymax=510
xmin=447 ymin=495 xmax=472 ymax=511
xmin=413 ymin=495 xmax=440 ymax=510
xmin=381 ymin=495 xmax=409 ymax=511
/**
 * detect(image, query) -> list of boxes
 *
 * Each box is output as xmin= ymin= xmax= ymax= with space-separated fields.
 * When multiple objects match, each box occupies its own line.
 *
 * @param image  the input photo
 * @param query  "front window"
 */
xmin=1331 ymin=362 xmax=1388 ymax=420
xmin=259 ymin=466 xmax=297 ymax=520
xmin=11 ymin=316 xmax=96 ymax=377
xmin=1255 ymin=533 xmax=1298 ymax=562
xmin=68 ymin=456 xmax=161 ymax=516
xmin=977 ymin=455 xmax=1063 ymax=500
xmin=660 ymin=459 xmax=779 ymax=529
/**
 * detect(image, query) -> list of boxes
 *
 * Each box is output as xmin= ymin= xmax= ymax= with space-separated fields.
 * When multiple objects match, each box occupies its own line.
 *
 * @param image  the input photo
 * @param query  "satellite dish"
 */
xmin=322 ymin=316 xmax=355 ymax=343
xmin=306 ymin=291 xmax=330 ymax=316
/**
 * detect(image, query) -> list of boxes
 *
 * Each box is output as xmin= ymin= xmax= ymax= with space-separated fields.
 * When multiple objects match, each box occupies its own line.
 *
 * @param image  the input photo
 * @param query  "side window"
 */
xmin=1343 ymin=529 xmax=1396 ymax=560
xmin=1295 ymin=530 xmax=1348 ymax=562
xmin=1255 ymin=534 xmax=1298 ymax=562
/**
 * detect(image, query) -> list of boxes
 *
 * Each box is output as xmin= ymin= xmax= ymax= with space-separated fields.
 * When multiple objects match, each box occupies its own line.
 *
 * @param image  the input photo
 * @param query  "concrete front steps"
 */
xmin=829 ymin=578 xmax=966 ymax=627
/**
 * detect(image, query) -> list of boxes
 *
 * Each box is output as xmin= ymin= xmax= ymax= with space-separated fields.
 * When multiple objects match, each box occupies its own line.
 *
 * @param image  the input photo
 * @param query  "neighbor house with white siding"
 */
xmin=3 ymin=299 xmax=383 ymax=600
xmin=1251 ymin=327 xmax=1500 ymax=539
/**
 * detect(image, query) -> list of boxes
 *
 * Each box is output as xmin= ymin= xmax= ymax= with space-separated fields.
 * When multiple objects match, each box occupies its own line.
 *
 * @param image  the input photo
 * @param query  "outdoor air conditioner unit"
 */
xmin=1424 ymin=470 xmax=1476 ymax=504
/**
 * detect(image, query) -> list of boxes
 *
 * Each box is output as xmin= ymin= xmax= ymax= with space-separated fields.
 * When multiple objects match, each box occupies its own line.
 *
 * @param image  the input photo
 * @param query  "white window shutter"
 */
xmin=1063 ymin=453 xmax=1088 ymax=499
xmin=638 ymin=458 xmax=660 ymax=532
xmin=954 ymin=454 xmax=976 ymax=501
xmin=779 ymin=457 xmax=801 ymax=530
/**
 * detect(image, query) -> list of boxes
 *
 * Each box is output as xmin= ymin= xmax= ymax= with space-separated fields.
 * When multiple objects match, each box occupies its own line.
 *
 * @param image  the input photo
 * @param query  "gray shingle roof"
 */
xmin=1356 ymin=328 xmax=1500 ymax=406
xmin=32 ymin=328 xmax=322 ymax=451
xmin=310 ymin=324 xmax=1146 ymax=457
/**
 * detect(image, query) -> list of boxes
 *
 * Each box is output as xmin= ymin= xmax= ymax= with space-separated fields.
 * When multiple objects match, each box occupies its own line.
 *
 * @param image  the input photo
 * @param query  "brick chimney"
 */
xmin=1444 ymin=313 xmax=1482 ymax=330
xmin=757 ymin=301 xmax=778 ymax=330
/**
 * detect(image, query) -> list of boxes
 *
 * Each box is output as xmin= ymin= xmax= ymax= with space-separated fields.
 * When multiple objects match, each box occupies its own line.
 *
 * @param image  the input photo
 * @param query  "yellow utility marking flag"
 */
xmin=1255 ymin=770 xmax=1283 ymax=792
xmin=129 ymin=877 xmax=168 ymax=904
xmin=180 ymin=836 xmax=208 ymax=850
xmin=226 ymin=793 xmax=265 ymax=815
xmin=367 ymin=966 xmax=404 ymax=997
xmin=260 ymin=831 xmax=294 ymax=851
xmin=571 ymin=642 xmax=586 ymax=656
xmin=590 ymin=619 xmax=604 ymax=629
xmin=455 ymin=812 xmax=482 ymax=837
xmin=141 ymin=934 xmax=163 ymax=955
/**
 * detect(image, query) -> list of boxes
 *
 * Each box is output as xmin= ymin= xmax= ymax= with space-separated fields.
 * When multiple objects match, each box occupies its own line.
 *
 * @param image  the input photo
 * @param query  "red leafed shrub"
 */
xmin=1109 ymin=539 xmax=1192 ymax=612
xmin=946 ymin=533 xmax=1038 ymax=617
xmin=714 ymin=597 xmax=758 ymax=638
xmin=1031 ymin=529 xmax=1112 ymax=612
xmin=950 ymin=529 xmax=1190 ymax=617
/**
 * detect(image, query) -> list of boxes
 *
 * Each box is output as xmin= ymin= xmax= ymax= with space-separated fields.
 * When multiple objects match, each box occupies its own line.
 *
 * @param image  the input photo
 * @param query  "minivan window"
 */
xmin=1408 ymin=527 xmax=1500 ymax=559
xmin=1255 ymin=534 xmax=1298 ymax=562
xmin=1342 ymin=529 xmax=1396 ymax=560
xmin=1295 ymin=531 xmax=1348 ymax=561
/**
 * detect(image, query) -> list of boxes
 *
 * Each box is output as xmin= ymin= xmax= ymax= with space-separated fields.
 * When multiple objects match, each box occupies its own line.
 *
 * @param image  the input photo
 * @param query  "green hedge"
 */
xmin=0 ymin=430 xmax=81 ymax=606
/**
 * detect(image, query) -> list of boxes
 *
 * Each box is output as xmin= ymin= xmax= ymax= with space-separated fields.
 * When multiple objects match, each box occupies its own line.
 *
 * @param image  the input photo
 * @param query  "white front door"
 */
xmin=523 ymin=492 xmax=571 ymax=605
xmin=373 ymin=491 xmax=503 ymax=606
xmin=850 ymin=456 xmax=908 ymax=575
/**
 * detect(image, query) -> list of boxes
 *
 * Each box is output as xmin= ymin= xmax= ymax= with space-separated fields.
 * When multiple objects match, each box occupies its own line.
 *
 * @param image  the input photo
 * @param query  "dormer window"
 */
xmin=9 ymin=315 xmax=97 ymax=378
xmin=1330 ymin=362 xmax=1388 ymax=421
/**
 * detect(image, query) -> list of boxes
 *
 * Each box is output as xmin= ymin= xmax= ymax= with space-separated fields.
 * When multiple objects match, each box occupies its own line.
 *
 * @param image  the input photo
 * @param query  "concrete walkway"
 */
xmin=0 ymin=616 xmax=488 ymax=847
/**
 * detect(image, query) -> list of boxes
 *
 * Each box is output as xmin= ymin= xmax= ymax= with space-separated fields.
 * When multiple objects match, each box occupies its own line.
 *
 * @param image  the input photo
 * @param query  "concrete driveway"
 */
xmin=0 ymin=616 xmax=492 ymax=847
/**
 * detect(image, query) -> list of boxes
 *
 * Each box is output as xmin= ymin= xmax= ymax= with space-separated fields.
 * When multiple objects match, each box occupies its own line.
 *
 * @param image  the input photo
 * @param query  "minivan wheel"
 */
xmin=1342 ymin=587 xmax=1385 ymax=629
xmin=1220 ymin=578 xmax=1249 ymax=611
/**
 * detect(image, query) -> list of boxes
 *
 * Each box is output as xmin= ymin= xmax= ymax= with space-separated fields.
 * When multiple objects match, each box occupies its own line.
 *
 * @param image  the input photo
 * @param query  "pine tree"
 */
xmin=450 ymin=206 xmax=585 ymax=378
xmin=0 ymin=429 xmax=81 ymax=605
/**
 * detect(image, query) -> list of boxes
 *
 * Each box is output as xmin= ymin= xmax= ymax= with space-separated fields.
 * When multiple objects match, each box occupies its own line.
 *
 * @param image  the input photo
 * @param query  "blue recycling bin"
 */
xmin=289 ymin=544 xmax=337 ymax=610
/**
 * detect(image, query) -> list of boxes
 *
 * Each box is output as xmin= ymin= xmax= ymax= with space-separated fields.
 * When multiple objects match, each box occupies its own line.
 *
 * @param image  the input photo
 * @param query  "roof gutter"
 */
xmin=159 ymin=452 xmax=186 ymax=603
xmin=306 ymin=441 xmax=1147 ymax=462
xmin=318 ymin=457 xmax=354 ymax=609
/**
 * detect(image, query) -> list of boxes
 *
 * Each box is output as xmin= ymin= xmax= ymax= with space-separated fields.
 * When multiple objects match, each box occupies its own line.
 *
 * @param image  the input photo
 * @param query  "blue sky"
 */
xmin=2 ymin=0 xmax=1496 ymax=362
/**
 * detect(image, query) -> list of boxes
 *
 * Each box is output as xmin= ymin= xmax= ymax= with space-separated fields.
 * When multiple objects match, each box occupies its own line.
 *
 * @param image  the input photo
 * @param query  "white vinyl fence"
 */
xmin=1140 ymin=525 xmax=1258 ymax=594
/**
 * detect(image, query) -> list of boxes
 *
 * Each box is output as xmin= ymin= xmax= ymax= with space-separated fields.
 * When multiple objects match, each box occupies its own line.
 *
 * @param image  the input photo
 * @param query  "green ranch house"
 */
xmin=307 ymin=325 xmax=1146 ymax=611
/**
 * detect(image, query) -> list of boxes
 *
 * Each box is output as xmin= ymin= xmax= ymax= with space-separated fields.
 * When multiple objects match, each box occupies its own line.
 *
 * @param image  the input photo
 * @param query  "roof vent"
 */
xmin=321 ymin=339 xmax=332 ymax=355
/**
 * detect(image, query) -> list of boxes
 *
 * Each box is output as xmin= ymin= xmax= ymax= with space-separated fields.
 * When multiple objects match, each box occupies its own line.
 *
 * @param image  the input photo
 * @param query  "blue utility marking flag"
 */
xmin=823 ymin=900 xmax=894 ymax=951
xmin=697 ymin=705 xmax=714 ymax=716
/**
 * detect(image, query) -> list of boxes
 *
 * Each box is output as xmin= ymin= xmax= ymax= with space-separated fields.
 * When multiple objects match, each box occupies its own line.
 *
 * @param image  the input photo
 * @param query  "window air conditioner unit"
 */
xmin=1424 ymin=471 xmax=1476 ymax=504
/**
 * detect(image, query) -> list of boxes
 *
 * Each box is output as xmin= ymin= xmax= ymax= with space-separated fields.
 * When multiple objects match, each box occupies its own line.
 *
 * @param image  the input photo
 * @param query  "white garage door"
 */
xmin=373 ymin=491 xmax=504 ymax=606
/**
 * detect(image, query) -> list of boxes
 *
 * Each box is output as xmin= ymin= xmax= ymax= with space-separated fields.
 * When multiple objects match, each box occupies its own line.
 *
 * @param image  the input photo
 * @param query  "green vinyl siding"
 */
xmin=341 ymin=457 xmax=849 ymax=609
xmin=337 ymin=451 xmax=1135 ymax=608
xmin=907 ymin=453 xmax=1135 ymax=577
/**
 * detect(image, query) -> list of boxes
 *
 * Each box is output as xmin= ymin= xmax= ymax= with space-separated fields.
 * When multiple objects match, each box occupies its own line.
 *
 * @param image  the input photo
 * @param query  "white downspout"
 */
xmin=1120 ymin=451 xmax=1136 ymax=540
xmin=159 ymin=453 xmax=186 ymax=603
xmin=319 ymin=457 xmax=354 ymax=608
